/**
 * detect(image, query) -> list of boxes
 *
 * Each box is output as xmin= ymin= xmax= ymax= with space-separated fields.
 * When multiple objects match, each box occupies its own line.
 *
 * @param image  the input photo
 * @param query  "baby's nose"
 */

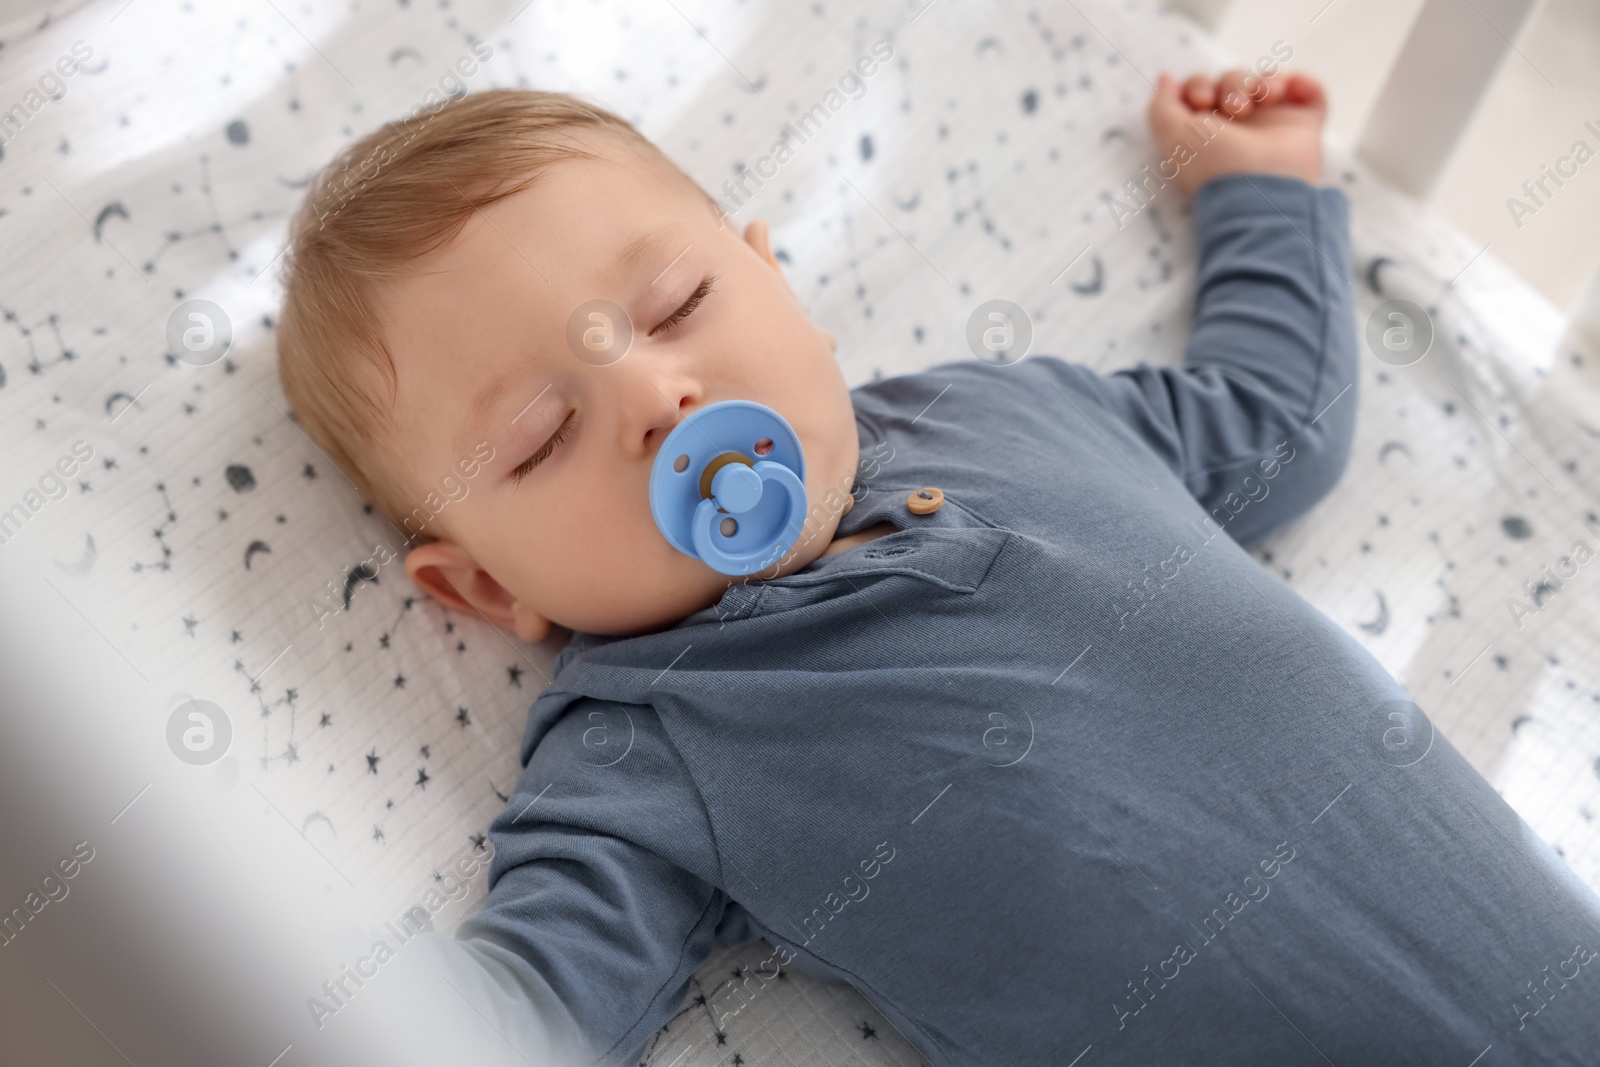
xmin=632 ymin=375 xmax=701 ymax=456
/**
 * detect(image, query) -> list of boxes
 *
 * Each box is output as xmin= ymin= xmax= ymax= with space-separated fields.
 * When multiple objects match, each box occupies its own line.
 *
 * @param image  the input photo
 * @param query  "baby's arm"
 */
xmin=1054 ymin=70 xmax=1358 ymax=544
xmin=418 ymin=700 xmax=725 ymax=1066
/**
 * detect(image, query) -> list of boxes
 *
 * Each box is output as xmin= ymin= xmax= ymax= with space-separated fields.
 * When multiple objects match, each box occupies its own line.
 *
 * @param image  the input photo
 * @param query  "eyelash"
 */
xmin=649 ymin=275 xmax=716 ymax=336
xmin=510 ymin=411 xmax=577 ymax=486
xmin=507 ymin=277 xmax=715 ymax=486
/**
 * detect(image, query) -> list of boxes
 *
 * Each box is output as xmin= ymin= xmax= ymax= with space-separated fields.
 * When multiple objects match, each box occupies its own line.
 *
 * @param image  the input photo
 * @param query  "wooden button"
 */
xmin=906 ymin=487 xmax=944 ymax=515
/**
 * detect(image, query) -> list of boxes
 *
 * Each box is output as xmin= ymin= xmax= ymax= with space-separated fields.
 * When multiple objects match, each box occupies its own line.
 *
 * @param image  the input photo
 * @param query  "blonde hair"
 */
xmin=276 ymin=88 xmax=702 ymax=534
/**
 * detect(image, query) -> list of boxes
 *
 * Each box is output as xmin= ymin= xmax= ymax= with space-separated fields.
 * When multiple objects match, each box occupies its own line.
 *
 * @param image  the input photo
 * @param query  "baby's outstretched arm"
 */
xmin=410 ymin=700 xmax=725 ymax=1067
xmin=1008 ymin=68 xmax=1357 ymax=545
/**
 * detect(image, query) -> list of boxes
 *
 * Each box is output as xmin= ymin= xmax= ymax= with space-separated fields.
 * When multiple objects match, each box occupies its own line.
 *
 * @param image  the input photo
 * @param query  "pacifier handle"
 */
xmin=690 ymin=461 xmax=807 ymax=574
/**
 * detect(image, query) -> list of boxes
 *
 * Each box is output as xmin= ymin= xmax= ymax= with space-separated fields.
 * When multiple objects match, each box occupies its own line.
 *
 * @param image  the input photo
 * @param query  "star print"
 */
xmin=732 ymin=1056 xmax=744 ymax=1066
xmin=379 ymin=633 xmax=390 ymax=649
xmin=415 ymin=767 xmax=430 ymax=789
xmin=302 ymin=463 xmax=316 ymax=479
xmin=714 ymin=1031 xmax=727 ymax=1046
xmin=231 ymin=630 xmax=243 ymax=643
xmin=457 ymin=642 xmax=466 ymax=653
xmin=182 ymin=615 xmax=198 ymax=636
xmin=386 ymin=799 xmax=394 ymax=809
xmin=218 ymin=509 xmax=229 ymax=520
xmin=283 ymin=742 xmax=299 ymax=765
xmin=470 ymin=833 xmax=487 ymax=852
xmin=319 ymin=712 xmax=332 ymax=727
xmin=403 ymin=596 xmax=415 ymax=610
xmin=366 ymin=749 xmax=380 ymax=774
xmin=420 ymin=744 xmax=431 ymax=759
xmin=394 ymin=674 xmax=405 ymax=688
xmin=445 ymin=621 xmax=455 ymax=634
xmin=508 ymin=665 xmax=524 ymax=687
xmin=1494 ymin=655 xmax=1509 ymax=670
xmin=693 ymin=994 xmax=706 ymax=1007
xmin=456 ymin=707 xmax=471 ymax=728
xmin=327 ymin=764 xmax=335 ymax=773
xmin=372 ymin=825 xmax=385 ymax=843
xmin=859 ymin=1022 xmax=878 ymax=1040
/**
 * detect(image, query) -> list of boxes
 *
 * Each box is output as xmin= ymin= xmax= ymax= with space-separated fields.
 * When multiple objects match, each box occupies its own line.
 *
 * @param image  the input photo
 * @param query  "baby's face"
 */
xmin=374 ymin=134 xmax=860 ymax=638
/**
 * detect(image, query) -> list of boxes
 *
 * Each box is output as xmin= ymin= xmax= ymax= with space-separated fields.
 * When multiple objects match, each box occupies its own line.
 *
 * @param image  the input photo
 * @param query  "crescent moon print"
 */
xmin=1070 ymin=255 xmax=1104 ymax=296
xmin=243 ymin=540 xmax=272 ymax=569
xmin=54 ymin=533 xmax=97 ymax=575
xmin=105 ymin=391 xmax=139 ymax=418
xmin=1356 ymin=591 xmax=1389 ymax=636
xmin=1378 ymin=441 xmax=1412 ymax=463
xmin=1366 ymin=256 xmax=1397 ymax=295
xmin=92 ymin=201 xmax=130 ymax=238
xmin=342 ymin=562 xmax=381 ymax=609
xmin=301 ymin=811 xmax=336 ymax=840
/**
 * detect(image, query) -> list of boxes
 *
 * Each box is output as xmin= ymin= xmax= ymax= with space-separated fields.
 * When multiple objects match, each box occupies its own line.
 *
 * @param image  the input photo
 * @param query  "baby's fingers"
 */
xmin=1285 ymin=72 xmax=1328 ymax=115
xmin=1148 ymin=72 xmax=1192 ymax=137
xmin=1182 ymin=74 xmax=1216 ymax=112
xmin=1217 ymin=70 xmax=1261 ymax=118
xmin=1253 ymin=73 xmax=1288 ymax=109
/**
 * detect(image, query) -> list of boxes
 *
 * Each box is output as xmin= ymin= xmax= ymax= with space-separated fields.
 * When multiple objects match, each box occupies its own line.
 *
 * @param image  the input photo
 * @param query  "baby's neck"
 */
xmin=820 ymin=521 xmax=897 ymax=558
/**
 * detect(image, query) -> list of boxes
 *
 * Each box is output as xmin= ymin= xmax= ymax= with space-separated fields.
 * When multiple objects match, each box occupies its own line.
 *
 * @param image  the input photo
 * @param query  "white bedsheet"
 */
xmin=1 ymin=0 xmax=1596 ymax=1062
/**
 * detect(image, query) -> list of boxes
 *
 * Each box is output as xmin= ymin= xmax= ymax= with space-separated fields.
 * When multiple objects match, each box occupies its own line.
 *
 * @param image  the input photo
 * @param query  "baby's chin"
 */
xmin=563 ymin=517 xmax=847 ymax=637
xmin=558 ymin=550 xmax=745 ymax=637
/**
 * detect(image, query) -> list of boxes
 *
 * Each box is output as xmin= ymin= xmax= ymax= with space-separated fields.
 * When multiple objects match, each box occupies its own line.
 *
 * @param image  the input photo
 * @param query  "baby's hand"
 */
xmin=1146 ymin=69 xmax=1327 ymax=196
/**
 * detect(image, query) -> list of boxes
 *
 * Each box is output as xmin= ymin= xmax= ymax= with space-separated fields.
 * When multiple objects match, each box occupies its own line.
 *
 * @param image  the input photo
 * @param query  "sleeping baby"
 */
xmin=276 ymin=68 xmax=1600 ymax=1065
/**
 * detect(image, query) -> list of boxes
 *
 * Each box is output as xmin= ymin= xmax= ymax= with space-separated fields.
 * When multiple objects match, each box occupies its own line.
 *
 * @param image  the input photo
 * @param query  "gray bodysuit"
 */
xmin=439 ymin=174 xmax=1600 ymax=1066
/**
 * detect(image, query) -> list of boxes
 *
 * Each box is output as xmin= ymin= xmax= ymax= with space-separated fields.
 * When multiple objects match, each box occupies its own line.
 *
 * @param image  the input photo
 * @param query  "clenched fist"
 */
xmin=1146 ymin=69 xmax=1328 ymax=196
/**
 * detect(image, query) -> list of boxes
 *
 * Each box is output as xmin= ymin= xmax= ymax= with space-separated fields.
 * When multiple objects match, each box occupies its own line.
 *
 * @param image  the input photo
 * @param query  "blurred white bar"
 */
xmin=1167 ymin=0 xmax=1237 ymax=31
xmin=1574 ymin=262 xmax=1600 ymax=346
xmin=1357 ymin=0 xmax=1543 ymax=197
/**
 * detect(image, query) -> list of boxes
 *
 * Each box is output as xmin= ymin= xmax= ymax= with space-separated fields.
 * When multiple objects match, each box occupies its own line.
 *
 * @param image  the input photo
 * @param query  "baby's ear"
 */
xmin=405 ymin=540 xmax=550 ymax=642
xmin=743 ymin=219 xmax=783 ymax=272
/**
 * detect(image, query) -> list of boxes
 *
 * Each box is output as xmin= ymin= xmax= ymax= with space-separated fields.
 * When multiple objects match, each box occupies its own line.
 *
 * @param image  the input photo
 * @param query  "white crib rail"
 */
xmin=1356 ymin=0 xmax=1544 ymax=197
xmin=1170 ymin=0 xmax=1600 ymax=337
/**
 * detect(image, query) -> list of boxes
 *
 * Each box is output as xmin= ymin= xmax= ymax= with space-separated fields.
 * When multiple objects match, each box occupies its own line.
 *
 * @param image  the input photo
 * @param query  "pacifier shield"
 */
xmin=649 ymin=400 xmax=808 ymax=576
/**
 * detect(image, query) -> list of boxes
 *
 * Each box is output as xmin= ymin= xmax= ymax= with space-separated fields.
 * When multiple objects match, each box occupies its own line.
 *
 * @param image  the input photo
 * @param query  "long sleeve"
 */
xmin=1045 ymin=172 xmax=1359 ymax=546
xmin=443 ymin=699 xmax=727 ymax=1066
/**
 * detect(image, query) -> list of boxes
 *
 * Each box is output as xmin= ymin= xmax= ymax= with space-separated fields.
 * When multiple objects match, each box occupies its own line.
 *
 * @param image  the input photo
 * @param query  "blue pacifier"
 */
xmin=649 ymin=400 xmax=808 ymax=576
